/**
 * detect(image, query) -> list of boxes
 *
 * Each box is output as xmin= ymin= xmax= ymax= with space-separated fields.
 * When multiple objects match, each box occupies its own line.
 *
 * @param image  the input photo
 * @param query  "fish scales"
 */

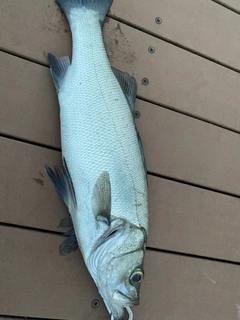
xmin=45 ymin=0 xmax=148 ymax=319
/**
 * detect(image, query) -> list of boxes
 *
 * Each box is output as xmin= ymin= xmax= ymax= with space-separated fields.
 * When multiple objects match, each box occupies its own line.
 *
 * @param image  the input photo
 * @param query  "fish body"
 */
xmin=46 ymin=0 xmax=148 ymax=319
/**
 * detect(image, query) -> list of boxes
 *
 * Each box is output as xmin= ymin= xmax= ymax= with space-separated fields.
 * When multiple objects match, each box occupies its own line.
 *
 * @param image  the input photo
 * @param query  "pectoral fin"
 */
xmin=91 ymin=172 xmax=111 ymax=225
xmin=59 ymin=229 xmax=78 ymax=256
xmin=45 ymin=157 xmax=77 ymax=211
xmin=58 ymin=216 xmax=73 ymax=228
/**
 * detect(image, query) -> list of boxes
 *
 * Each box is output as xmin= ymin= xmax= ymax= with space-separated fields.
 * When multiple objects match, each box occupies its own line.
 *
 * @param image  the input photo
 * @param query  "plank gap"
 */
xmin=138 ymin=96 xmax=240 ymax=135
xmin=0 ymin=222 xmax=63 ymax=236
xmin=0 ymin=48 xmax=48 ymax=68
xmin=147 ymin=247 xmax=240 ymax=267
xmin=0 ymin=133 xmax=61 ymax=152
xmin=107 ymin=13 xmax=240 ymax=75
xmin=212 ymin=0 xmax=240 ymax=14
xmin=148 ymin=172 xmax=240 ymax=200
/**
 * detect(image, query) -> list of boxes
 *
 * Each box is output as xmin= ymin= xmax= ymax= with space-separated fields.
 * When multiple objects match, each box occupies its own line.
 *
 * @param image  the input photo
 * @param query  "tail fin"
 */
xmin=56 ymin=0 xmax=113 ymax=22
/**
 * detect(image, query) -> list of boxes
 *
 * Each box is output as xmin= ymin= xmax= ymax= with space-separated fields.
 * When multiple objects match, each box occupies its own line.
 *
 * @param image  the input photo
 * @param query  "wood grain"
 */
xmin=1 ymin=3 xmax=240 ymax=130
xmin=1 ymin=226 xmax=240 ymax=320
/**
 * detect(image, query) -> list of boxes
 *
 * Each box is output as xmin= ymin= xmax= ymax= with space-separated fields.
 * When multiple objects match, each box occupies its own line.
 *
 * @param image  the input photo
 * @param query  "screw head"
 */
xmin=134 ymin=111 xmax=141 ymax=119
xmin=155 ymin=17 xmax=162 ymax=24
xmin=142 ymin=78 xmax=149 ymax=85
xmin=92 ymin=299 xmax=100 ymax=308
xmin=148 ymin=46 xmax=155 ymax=54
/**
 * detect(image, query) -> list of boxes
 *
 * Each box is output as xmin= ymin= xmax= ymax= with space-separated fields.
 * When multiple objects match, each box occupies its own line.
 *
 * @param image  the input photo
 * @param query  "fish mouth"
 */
xmin=113 ymin=290 xmax=139 ymax=306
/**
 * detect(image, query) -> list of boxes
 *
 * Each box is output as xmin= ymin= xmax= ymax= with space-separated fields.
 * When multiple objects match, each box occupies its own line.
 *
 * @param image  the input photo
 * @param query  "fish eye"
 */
xmin=130 ymin=268 xmax=144 ymax=285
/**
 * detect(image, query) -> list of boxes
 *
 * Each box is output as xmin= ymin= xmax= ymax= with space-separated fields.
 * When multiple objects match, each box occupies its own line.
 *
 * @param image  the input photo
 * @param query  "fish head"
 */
xmin=88 ymin=221 xmax=147 ymax=320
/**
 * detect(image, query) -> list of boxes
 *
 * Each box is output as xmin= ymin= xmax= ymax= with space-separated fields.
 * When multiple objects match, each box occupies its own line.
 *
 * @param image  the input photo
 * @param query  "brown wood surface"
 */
xmin=1 ymin=226 xmax=240 ymax=320
xmin=0 ymin=226 xmax=108 ymax=320
xmin=2 ymin=136 xmax=240 ymax=262
xmin=110 ymin=0 xmax=240 ymax=70
xmin=1 ymin=4 xmax=240 ymax=131
xmin=215 ymin=0 xmax=240 ymax=12
xmin=0 ymin=52 xmax=60 ymax=148
xmin=136 ymin=100 xmax=240 ymax=195
xmin=0 ymin=137 xmax=67 ymax=231
xmin=1 ymin=0 xmax=240 ymax=71
xmin=2 ymin=48 xmax=240 ymax=194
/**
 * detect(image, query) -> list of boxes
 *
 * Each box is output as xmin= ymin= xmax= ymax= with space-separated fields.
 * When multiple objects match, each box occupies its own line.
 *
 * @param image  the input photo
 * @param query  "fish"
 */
xmin=45 ymin=0 xmax=148 ymax=319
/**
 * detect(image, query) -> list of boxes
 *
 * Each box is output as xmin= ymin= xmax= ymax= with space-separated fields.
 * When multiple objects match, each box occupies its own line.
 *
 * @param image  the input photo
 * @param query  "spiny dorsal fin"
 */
xmin=59 ymin=229 xmax=78 ymax=256
xmin=45 ymin=157 xmax=76 ymax=211
xmin=91 ymin=172 xmax=111 ymax=225
xmin=112 ymin=67 xmax=137 ymax=113
xmin=48 ymin=53 xmax=70 ymax=92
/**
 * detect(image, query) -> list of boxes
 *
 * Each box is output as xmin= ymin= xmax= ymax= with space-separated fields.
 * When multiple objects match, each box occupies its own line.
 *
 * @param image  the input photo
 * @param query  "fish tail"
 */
xmin=56 ymin=0 xmax=114 ymax=23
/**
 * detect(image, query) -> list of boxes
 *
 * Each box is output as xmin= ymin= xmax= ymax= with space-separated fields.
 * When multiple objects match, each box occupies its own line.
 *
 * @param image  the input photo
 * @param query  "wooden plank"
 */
xmin=1 ymin=226 xmax=240 ymax=320
xmin=1 ymin=6 xmax=240 ymax=131
xmin=0 ymin=137 xmax=67 ymax=231
xmin=2 ymin=0 xmax=240 ymax=71
xmin=0 ymin=226 xmax=108 ymax=320
xmin=0 ymin=53 xmax=60 ymax=148
xmin=2 ymin=54 xmax=240 ymax=195
xmin=214 ymin=0 xmax=240 ymax=13
xmin=3 ymin=136 xmax=240 ymax=262
xmin=110 ymin=0 xmax=240 ymax=70
xmin=136 ymin=99 xmax=240 ymax=196
xmin=148 ymin=177 xmax=240 ymax=262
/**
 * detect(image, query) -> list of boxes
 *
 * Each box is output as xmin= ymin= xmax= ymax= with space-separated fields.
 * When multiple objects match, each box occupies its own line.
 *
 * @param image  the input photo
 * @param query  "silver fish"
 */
xmin=45 ymin=0 xmax=148 ymax=319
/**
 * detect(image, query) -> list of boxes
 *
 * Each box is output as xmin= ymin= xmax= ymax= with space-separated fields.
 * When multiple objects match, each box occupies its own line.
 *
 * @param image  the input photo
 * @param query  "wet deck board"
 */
xmin=1 ymin=226 xmax=240 ymax=320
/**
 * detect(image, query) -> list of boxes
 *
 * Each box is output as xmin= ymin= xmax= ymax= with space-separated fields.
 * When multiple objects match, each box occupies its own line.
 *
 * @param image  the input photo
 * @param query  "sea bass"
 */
xmin=45 ymin=0 xmax=148 ymax=319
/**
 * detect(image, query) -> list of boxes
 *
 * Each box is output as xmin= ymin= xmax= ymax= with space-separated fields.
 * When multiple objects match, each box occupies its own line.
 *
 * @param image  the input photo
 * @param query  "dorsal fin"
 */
xmin=112 ymin=67 xmax=137 ymax=112
xmin=91 ymin=172 xmax=111 ymax=225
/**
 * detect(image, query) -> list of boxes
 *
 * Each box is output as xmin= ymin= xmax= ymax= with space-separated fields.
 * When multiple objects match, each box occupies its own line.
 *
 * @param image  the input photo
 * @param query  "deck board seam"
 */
xmin=211 ymin=0 xmax=240 ymax=15
xmin=1 ymin=223 xmax=240 ymax=267
xmin=149 ymin=171 xmax=240 ymax=200
xmin=147 ymin=247 xmax=240 ymax=267
xmin=107 ymin=14 xmax=240 ymax=75
xmin=3 ymin=9 xmax=240 ymax=76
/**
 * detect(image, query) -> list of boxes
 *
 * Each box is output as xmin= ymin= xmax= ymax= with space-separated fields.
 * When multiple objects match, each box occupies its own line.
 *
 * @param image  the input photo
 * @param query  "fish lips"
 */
xmin=112 ymin=289 xmax=139 ymax=306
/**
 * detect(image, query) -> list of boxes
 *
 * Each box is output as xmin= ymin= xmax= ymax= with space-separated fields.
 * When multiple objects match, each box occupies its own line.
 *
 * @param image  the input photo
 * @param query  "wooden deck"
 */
xmin=1 ymin=0 xmax=240 ymax=319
